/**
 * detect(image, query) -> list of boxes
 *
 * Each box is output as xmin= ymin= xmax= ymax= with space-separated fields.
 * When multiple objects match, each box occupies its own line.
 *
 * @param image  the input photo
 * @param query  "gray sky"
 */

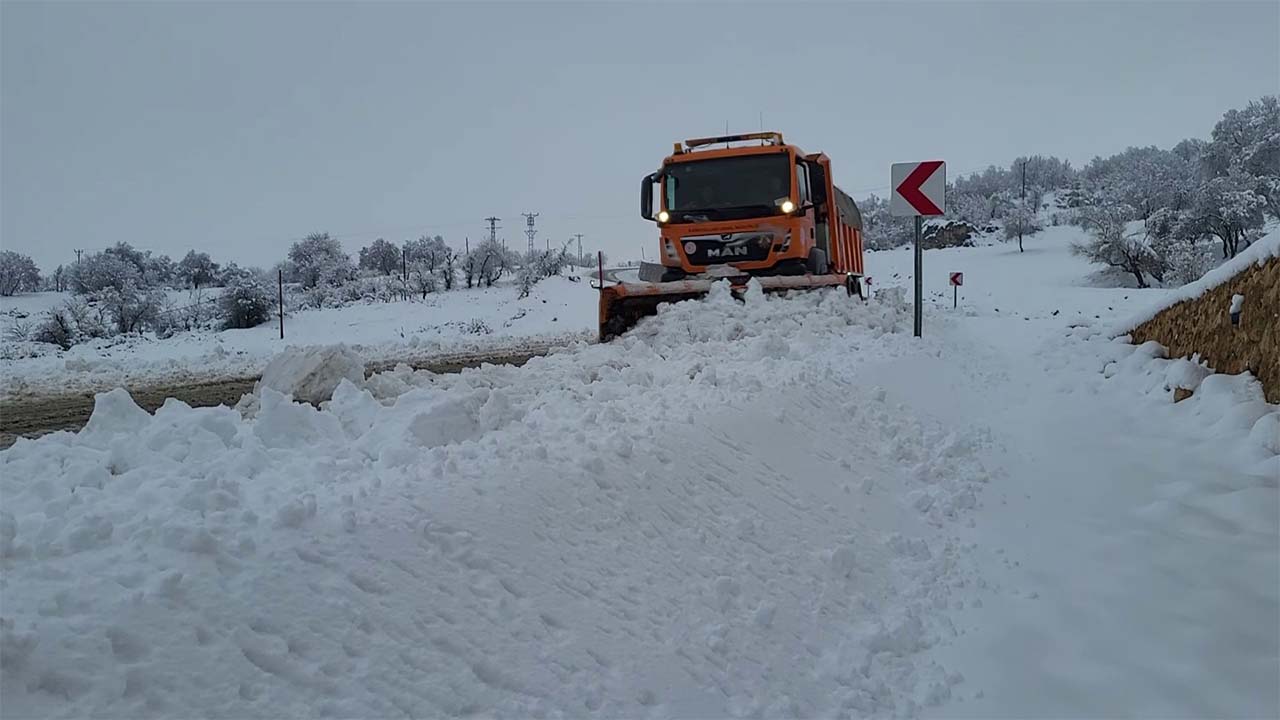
xmin=3 ymin=1 xmax=1277 ymax=272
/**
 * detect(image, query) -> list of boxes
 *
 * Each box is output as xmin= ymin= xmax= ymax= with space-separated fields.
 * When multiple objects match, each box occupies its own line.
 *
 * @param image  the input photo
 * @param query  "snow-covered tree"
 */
xmin=1185 ymin=169 xmax=1267 ymax=259
xmin=288 ymin=233 xmax=354 ymax=289
xmin=358 ymin=238 xmax=402 ymax=276
xmin=403 ymin=236 xmax=450 ymax=276
xmin=0 ymin=251 xmax=41 ymax=296
xmin=860 ymin=194 xmax=914 ymax=250
xmin=71 ymin=252 xmax=138 ymax=294
xmin=104 ymin=242 xmax=149 ymax=276
xmin=947 ymin=191 xmax=999 ymax=227
xmin=98 ymin=283 xmax=168 ymax=334
xmin=177 ymin=250 xmax=220 ymax=290
xmin=1002 ymin=201 xmax=1042 ymax=252
xmin=1083 ymin=146 xmax=1197 ymax=220
xmin=408 ymin=265 xmax=437 ymax=298
xmin=1203 ymin=95 xmax=1280 ymax=219
xmin=438 ymin=245 xmax=456 ymax=290
xmin=1011 ymin=155 xmax=1076 ymax=194
xmin=953 ymin=165 xmax=1014 ymax=198
xmin=144 ymin=254 xmax=175 ymax=287
xmin=51 ymin=264 xmax=66 ymax=292
xmin=465 ymin=239 xmax=512 ymax=288
xmin=219 ymin=274 xmax=274 ymax=329
xmin=1073 ymin=202 xmax=1166 ymax=288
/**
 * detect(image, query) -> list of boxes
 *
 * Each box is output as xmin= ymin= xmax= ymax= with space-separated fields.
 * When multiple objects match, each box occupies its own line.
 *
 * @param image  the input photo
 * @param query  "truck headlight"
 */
xmin=657 ymin=210 xmax=670 ymax=223
xmin=780 ymin=200 xmax=795 ymax=214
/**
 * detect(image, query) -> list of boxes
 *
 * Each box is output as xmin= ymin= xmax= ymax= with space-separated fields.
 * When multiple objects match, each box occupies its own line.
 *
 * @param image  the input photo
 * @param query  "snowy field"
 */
xmin=0 ymin=277 xmax=597 ymax=400
xmin=1 ymin=228 xmax=1276 ymax=718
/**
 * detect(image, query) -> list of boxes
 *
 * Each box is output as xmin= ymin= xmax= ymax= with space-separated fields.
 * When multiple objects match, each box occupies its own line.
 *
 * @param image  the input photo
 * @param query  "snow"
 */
xmin=256 ymin=345 xmax=365 ymax=405
xmin=0 ymin=277 xmax=596 ymax=401
xmin=1 ymin=225 xmax=1276 ymax=718
xmin=1118 ymin=226 xmax=1280 ymax=333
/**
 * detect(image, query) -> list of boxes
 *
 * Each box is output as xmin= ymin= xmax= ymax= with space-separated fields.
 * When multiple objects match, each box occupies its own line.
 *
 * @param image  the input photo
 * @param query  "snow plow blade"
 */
xmin=599 ymin=274 xmax=856 ymax=342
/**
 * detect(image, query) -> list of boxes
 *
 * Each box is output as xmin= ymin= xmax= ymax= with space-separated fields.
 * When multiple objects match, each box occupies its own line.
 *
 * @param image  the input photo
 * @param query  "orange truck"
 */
xmin=599 ymin=132 xmax=865 ymax=340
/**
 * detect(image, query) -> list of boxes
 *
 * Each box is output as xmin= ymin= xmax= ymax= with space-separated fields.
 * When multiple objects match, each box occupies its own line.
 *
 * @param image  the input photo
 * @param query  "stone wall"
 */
xmin=1130 ymin=256 xmax=1279 ymax=403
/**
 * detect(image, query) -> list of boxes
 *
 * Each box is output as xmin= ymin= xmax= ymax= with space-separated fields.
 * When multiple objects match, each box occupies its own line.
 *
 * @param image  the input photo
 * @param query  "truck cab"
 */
xmin=639 ymin=132 xmax=863 ymax=282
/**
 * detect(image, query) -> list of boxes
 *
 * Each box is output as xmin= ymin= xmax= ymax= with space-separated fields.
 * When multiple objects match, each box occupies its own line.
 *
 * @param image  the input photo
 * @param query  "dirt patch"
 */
xmin=1130 ymin=256 xmax=1279 ymax=403
xmin=0 ymin=347 xmax=552 ymax=448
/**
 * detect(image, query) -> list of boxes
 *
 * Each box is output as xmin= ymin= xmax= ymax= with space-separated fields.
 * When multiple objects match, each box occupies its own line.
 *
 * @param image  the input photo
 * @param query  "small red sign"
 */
xmin=949 ymin=272 xmax=964 ymax=286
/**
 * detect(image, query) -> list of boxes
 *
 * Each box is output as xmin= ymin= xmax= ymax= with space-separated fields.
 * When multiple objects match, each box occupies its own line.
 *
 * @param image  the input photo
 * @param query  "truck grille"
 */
xmin=680 ymin=232 xmax=774 ymax=265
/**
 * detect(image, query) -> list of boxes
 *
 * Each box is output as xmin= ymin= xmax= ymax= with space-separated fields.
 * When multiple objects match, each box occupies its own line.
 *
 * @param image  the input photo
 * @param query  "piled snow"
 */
xmin=1118 ymin=226 xmax=1280 ymax=333
xmin=256 ymin=344 xmax=365 ymax=405
xmin=0 ymin=284 xmax=998 ymax=718
xmin=1059 ymin=329 xmax=1279 ymax=478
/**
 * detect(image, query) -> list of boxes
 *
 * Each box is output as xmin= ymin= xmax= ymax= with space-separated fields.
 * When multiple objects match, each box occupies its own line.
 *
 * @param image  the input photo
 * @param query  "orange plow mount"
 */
xmin=598 ymin=273 xmax=857 ymax=342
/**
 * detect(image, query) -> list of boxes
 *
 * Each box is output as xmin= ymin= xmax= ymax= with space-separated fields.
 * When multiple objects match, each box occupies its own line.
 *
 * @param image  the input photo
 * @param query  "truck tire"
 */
xmin=806 ymin=248 xmax=828 ymax=275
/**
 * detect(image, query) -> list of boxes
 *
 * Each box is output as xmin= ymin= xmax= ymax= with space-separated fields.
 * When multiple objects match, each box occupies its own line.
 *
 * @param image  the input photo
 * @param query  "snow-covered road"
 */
xmin=1 ymin=230 xmax=1276 ymax=718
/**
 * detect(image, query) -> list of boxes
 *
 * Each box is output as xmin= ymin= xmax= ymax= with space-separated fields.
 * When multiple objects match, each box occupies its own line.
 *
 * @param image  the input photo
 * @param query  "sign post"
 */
xmin=891 ymin=161 xmax=946 ymax=337
xmin=949 ymin=272 xmax=963 ymax=308
xmin=914 ymin=217 xmax=923 ymax=334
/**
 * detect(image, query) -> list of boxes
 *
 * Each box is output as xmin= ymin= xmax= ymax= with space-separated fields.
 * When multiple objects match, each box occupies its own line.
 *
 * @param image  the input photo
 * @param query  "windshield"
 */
xmin=664 ymin=153 xmax=791 ymax=219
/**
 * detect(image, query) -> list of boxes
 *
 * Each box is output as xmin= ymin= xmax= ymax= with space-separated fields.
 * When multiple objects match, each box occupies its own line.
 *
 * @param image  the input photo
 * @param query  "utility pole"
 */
xmin=74 ymin=249 xmax=84 ymax=265
xmin=278 ymin=269 xmax=285 ymax=339
xmin=574 ymin=233 xmax=584 ymax=266
xmin=1019 ymin=159 xmax=1028 ymax=252
xmin=522 ymin=212 xmax=539 ymax=255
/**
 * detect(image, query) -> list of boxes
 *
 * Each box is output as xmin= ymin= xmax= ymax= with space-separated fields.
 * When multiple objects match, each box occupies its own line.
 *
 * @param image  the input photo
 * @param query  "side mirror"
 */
xmin=640 ymin=172 xmax=658 ymax=221
xmin=804 ymin=160 xmax=828 ymax=206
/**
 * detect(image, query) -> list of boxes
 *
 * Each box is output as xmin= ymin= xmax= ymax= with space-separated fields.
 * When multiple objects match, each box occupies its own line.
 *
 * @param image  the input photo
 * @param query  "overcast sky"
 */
xmin=3 ymin=1 xmax=1277 ymax=271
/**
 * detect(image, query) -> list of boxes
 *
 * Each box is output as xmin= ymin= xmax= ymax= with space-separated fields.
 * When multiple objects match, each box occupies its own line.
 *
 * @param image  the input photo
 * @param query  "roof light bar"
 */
xmin=683 ymin=132 xmax=784 ymax=150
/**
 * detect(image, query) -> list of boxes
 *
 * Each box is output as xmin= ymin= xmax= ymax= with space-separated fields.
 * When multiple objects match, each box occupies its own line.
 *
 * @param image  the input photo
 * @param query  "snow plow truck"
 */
xmin=599 ymin=132 xmax=865 ymax=340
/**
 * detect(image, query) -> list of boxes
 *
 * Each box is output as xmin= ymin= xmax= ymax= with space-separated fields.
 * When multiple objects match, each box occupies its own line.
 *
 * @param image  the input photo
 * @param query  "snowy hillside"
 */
xmin=1 ymin=226 xmax=1276 ymax=718
xmin=0 ymin=277 xmax=597 ymax=401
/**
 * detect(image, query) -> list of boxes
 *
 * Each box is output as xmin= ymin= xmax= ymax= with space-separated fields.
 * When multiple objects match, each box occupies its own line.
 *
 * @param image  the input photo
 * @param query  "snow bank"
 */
xmin=1057 ymin=324 xmax=1279 ymax=479
xmin=256 ymin=344 xmax=365 ymax=404
xmin=1118 ymin=227 xmax=1280 ymax=333
xmin=0 ymin=284 xmax=996 ymax=718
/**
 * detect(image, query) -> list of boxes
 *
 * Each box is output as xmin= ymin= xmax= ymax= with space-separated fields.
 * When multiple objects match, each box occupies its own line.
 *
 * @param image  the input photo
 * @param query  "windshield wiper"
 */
xmin=672 ymin=204 xmax=776 ymax=220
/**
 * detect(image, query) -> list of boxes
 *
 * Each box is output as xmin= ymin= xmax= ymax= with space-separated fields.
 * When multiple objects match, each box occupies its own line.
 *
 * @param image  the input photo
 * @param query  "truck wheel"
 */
xmin=806 ymin=248 xmax=828 ymax=275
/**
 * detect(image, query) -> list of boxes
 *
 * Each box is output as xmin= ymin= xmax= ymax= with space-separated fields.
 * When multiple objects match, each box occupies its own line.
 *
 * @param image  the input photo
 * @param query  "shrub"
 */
xmin=219 ymin=275 xmax=274 ymax=329
xmin=31 ymin=311 xmax=77 ymax=350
